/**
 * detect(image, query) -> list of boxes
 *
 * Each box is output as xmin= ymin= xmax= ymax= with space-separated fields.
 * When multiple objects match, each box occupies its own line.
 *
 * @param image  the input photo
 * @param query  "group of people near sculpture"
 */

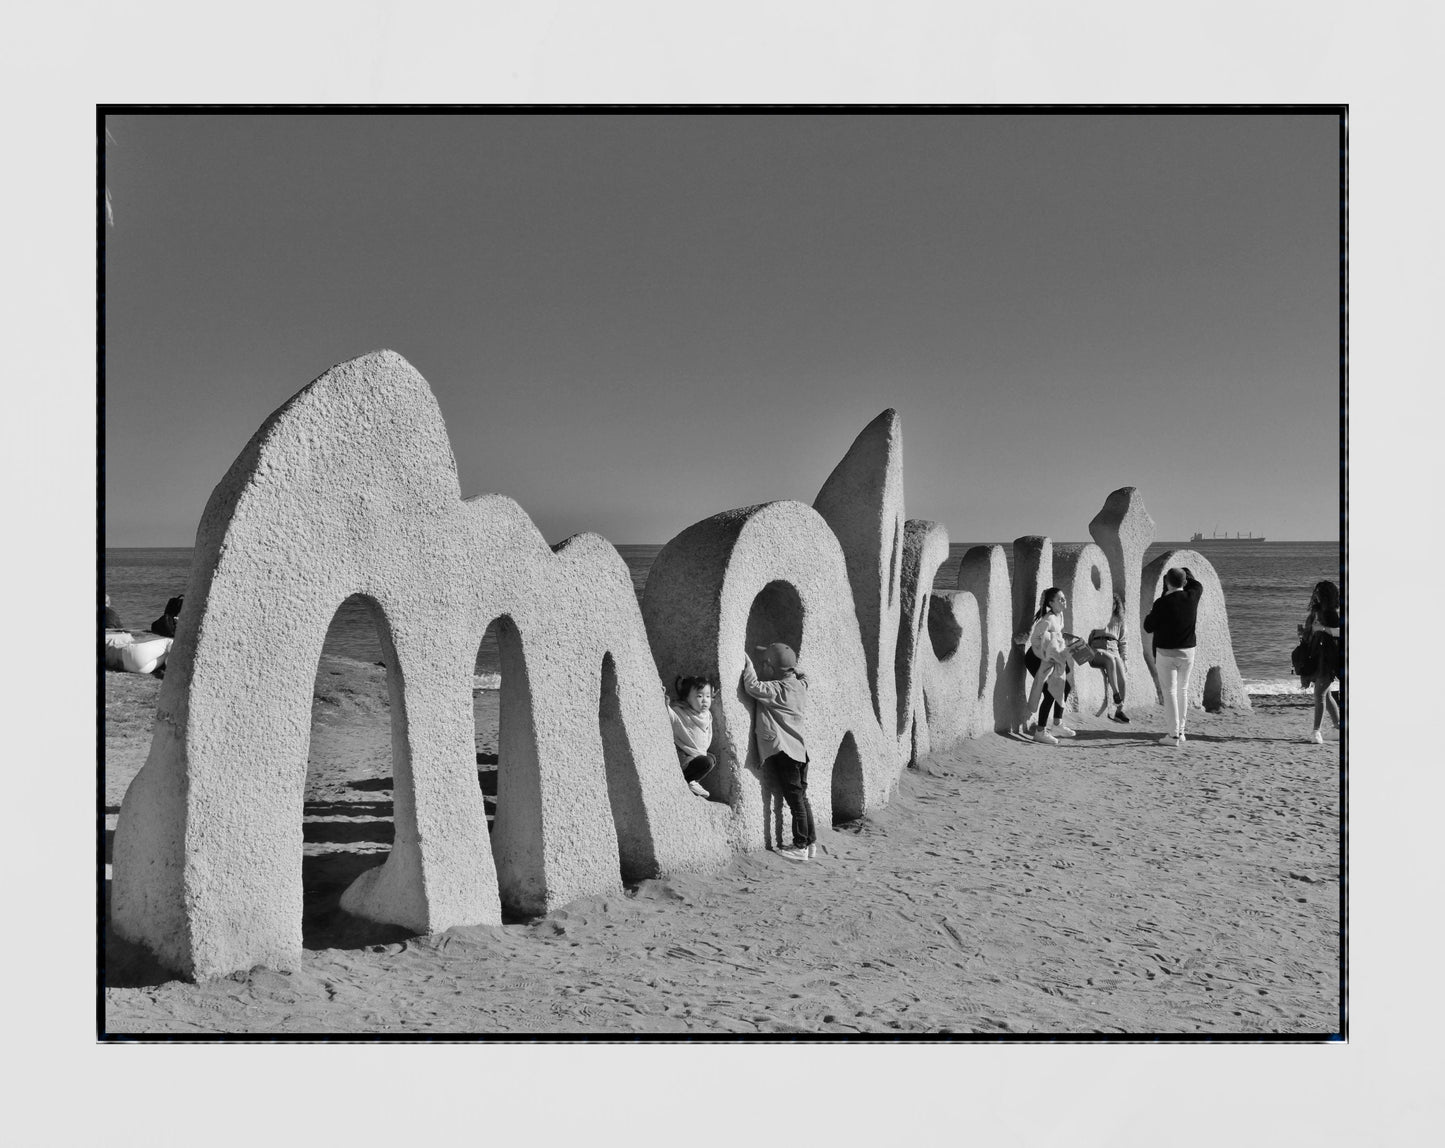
xmin=663 ymin=572 xmax=1345 ymax=862
xmin=1005 ymin=571 xmax=1342 ymax=748
xmin=1018 ymin=565 xmax=1207 ymax=747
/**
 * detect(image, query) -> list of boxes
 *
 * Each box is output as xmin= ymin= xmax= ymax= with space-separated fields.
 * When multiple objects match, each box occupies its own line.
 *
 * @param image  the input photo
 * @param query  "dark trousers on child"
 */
xmin=682 ymin=753 xmax=716 ymax=783
xmin=765 ymin=751 xmax=816 ymax=848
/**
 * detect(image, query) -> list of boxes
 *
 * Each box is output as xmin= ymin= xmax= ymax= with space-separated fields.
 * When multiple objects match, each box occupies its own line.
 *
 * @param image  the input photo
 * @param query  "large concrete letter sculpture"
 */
xmin=957 ymin=544 xmax=1019 ymax=733
xmin=1089 ymin=487 xmax=1156 ymax=705
xmin=813 ymin=409 xmax=906 ymax=756
xmin=1141 ymin=550 xmax=1251 ymax=712
xmin=110 ymin=356 xmax=1261 ymax=980
xmin=642 ymin=501 xmax=890 ymax=848
xmin=918 ymin=589 xmax=985 ymax=753
xmin=897 ymin=520 xmax=951 ymax=764
xmin=1054 ymin=542 xmax=1114 ymax=715
xmin=111 ymin=351 xmax=730 ymax=979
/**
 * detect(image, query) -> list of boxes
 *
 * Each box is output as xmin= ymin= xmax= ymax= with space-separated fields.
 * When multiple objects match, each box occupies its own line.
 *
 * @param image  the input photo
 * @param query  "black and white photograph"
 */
xmin=9 ymin=4 xmax=1438 ymax=1141
xmin=99 ymin=110 xmax=1345 ymax=1037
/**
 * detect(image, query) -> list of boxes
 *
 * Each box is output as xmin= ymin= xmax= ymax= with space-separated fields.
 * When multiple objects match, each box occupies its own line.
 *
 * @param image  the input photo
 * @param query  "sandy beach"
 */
xmin=103 ymin=655 xmax=1341 ymax=1036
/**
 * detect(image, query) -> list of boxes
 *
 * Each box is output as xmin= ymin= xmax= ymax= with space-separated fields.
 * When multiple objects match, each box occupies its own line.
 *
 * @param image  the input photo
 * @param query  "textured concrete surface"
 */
xmin=813 ymin=409 xmax=906 ymax=754
xmin=642 ymin=500 xmax=891 ymax=850
xmin=1141 ymin=550 xmax=1252 ymax=712
xmin=919 ymin=589 xmax=985 ymax=753
xmin=897 ymin=520 xmax=951 ymax=764
xmin=111 ymin=351 xmax=731 ymax=979
xmin=1089 ymin=487 xmax=1157 ymax=708
xmin=956 ymin=544 xmax=1019 ymax=733
xmin=1054 ymin=542 xmax=1115 ymax=716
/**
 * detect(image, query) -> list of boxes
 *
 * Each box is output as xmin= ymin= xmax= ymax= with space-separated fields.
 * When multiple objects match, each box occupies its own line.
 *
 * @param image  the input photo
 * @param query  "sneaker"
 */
xmin=1112 ymin=707 xmax=1130 ymax=724
xmin=1051 ymin=724 xmax=1077 ymax=738
xmin=1176 ymin=732 xmax=1187 ymax=746
xmin=1033 ymin=728 xmax=1059 ymax=746
xmin=1159 ymin=734 xmax=1177 ymax=746
xmin=688 ymin=780 xmax=710 ymax=797
xmin=776 ymin=846 xmax=810 ymax=862
xmin=807 ymin=843 xmax=820 ymax=859
xmin=1308 ymin=730 xmax=1324 ymax=744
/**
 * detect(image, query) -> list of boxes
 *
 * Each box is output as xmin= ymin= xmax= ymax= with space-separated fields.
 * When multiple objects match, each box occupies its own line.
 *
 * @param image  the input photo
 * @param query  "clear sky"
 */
xmin=103 ymin=112 xmax=1340 ymax=546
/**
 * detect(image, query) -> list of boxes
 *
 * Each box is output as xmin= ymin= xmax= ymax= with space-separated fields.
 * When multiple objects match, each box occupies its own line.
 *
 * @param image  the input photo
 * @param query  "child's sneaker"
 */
xmin=1308 ymin=729 xmax=1324 ymax=744
xmin=776 ymin=846 xmax=809 ymax=862
xmin=688 ymin=780 xmax=710 ymax=797
xmin=1112 ymin=707 xmax=1130 ymax=723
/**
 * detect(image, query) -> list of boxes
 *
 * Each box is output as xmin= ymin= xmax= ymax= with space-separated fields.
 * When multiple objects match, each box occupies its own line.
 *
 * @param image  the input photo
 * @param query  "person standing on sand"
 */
xmin=1144 ymin=566 xmax=1203 ymax=746
xmin=1020 ymin=587 xmax=1076 ymax=745
xmin=666 ymin=675 xmax=718 ymax=797
xmin=1298 ymin=580 xmax=1342 ymax=744
xmin=741 ymin=643 xmax=816 ymax=862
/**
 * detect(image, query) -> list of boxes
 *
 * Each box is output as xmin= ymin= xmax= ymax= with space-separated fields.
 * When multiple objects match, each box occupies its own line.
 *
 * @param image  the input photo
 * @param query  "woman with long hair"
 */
xmin=1299 ymin=580 xmax=1342 ymax=743
xmin=1023 ymin=587 xmax=1075 ymax=745
xmin=1086 ymin=593 xmax=1130 ymax=723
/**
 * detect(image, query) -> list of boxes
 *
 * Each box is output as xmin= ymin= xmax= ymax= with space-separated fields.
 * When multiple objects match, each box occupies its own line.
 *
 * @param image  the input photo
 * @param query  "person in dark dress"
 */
xmin=1299 ymin=580 xmax=1342 ymax=744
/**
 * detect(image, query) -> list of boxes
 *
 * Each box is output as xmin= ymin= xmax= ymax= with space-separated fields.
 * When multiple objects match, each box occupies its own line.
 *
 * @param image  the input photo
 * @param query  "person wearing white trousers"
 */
xmin=1143 ymin=567 xmax=1203 ymax=747
xmin=103 ymin=630 xmax=172 ymax=675
xmin=1153 ymin=646 xmax=1197 ymax=745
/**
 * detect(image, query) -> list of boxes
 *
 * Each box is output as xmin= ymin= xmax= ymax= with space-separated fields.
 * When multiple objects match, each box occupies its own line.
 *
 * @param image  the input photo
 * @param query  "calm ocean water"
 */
xmin=104 ymin=540 xmax=1341 ymax=693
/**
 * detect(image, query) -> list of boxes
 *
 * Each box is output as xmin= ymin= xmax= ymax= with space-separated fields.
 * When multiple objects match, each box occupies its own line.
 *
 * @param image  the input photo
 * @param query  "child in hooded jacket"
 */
xmin=741 ymin=642 xmax=816 ymax=861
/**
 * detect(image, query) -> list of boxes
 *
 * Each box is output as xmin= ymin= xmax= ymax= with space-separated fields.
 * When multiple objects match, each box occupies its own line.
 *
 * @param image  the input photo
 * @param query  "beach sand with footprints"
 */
xmin=104 ymin=655 xmax=1341 ymax=1035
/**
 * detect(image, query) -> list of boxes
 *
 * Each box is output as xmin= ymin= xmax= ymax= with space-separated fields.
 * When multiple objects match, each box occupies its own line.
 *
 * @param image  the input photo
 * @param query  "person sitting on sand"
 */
xmin=103 ymin=630 xmax=171 ymax=675
xmin=151 ymin=595 xmax=184 ymax=638
xmin=102 ymin=593 xmax=171 ymax=675
xmin=1298 ymin=580 xmax=1342 ymax=744
xmin=741 ymin=642 xmax=816 ymax=862
xmin=1086 ymin=593 xmax=1131 ymax=723
xmin=1020 ymin=587 xmax=1076 ymax=745
xmin=1144 ymin=566 xmax=1203 ymax=747
xmin=666 ymin=674 xmax=718 ymax=797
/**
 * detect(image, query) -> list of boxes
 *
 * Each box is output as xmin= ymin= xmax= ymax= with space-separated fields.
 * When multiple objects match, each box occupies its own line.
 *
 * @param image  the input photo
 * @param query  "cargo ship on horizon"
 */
xmin=1191 ymin=529 xmax=1265 ymax=542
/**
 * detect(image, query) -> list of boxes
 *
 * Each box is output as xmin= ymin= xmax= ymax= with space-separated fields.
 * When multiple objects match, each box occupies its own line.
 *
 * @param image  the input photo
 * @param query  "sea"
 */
xmin=104 ymin=541 xmax=1341 ymax=696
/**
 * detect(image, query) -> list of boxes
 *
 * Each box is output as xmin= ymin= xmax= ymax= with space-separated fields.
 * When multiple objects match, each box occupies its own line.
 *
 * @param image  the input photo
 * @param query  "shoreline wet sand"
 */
xmin=103 ymin=655 xmax=1341 ymax=1035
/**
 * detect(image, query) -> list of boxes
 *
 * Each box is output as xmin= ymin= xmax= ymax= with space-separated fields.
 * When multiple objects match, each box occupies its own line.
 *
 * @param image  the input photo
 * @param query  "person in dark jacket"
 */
xmin=151 ymin=595 xmax=184 ymax=638
xmin=1143 ymin=567 xmax=1202 ymax=746
xmin=1299 ymin=580 xmax=1342 ymax=744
